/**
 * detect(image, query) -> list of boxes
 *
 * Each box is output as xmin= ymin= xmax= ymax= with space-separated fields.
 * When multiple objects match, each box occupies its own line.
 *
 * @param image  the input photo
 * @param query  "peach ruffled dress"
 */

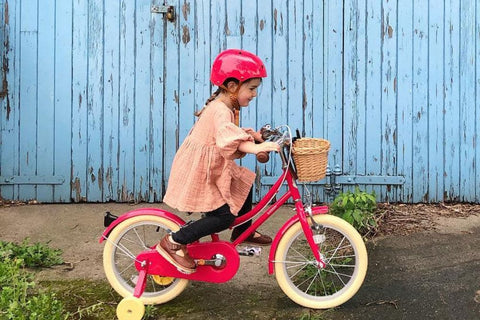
xmin=163 ymin=102 xmax=255 ymax=215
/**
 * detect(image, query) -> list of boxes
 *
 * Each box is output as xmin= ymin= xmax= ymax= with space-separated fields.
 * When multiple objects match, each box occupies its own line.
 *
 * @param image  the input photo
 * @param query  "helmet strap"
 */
xmin=221 ymin=81 xmax=243 ymax=126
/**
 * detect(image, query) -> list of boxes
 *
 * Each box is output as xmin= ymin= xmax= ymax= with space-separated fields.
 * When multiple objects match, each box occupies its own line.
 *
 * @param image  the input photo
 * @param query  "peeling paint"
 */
xmin=98 ymin=167 xmax=103 ymax=190
xmin=182 ymin=25 xmax=190 ymax=44
xmin=259 ymin=19 xmax=265 ymax=31
xmin=72 ymin=177 xmax=82 ymax=202
xmin=182 ymin=1 xmax=190 ymax=21
xmin=4 ymin=0 xmax=8 ymax=25
xmin=273 ymin=9 xmax=277 ymax=33
xmin=89 ymin=167 xmax=96 ymax=183
xmin=387 ymin=25 xmax=393 ymax=38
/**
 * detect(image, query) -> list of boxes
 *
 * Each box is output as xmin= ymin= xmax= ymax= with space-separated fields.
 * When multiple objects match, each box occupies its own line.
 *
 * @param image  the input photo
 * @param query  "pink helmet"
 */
xmin=210 ymin=49 xmax=267 ymax=86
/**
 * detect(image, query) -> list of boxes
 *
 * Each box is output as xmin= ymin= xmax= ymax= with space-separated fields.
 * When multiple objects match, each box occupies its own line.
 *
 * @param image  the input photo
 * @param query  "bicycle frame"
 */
xmin=230 ymin=164 xmax=328 ymax=272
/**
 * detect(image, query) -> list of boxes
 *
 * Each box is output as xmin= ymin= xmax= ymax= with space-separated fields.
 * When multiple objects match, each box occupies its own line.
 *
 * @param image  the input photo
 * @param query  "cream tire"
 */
xmin=103 ymin=215 xmax=189 ymax=305
xmin=274 ymin=214 xmax=367 ymax=309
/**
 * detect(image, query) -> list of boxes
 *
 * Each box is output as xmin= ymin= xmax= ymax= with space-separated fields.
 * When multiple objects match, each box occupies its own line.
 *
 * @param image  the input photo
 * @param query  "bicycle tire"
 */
xmin=274 ymin=214 xmax=367 ymax=309
xmin=103 ymin=215 xmax=189 ymax=305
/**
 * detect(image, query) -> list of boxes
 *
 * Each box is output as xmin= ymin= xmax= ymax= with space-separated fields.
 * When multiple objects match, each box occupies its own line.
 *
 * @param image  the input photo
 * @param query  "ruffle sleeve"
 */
xmin=216 ymin=122 xmax=254 ymax=160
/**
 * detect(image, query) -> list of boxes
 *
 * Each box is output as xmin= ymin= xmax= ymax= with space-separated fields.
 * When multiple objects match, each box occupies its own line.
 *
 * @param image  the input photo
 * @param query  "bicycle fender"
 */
xmin=268 ymin=206 xmax=328 ymax=274
xmin=99 ymin=208 xmax=186 ymax=243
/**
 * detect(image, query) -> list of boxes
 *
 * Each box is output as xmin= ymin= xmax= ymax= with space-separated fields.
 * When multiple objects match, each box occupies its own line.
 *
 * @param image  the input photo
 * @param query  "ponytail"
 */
xmin=195 ymin=88 xmax=221 ymax=117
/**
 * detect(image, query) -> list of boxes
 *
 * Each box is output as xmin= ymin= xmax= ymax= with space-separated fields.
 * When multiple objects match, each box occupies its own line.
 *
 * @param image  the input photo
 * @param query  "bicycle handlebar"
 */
xmin=255 ymin=124 xmax=292 ymax=163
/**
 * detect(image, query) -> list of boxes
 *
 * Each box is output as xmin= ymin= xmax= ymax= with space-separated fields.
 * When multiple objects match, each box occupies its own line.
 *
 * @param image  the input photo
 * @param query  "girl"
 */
xmin=158 ymin=49 xmax=280 ymax=274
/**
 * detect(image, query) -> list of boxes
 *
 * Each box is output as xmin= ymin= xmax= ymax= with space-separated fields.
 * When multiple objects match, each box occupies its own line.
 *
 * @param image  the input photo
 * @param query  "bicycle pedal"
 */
xmin=237 ymin=246 xmax=262 ymax=256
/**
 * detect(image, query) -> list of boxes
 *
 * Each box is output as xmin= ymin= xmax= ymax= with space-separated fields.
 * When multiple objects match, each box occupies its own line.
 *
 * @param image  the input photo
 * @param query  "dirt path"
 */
xmin=1 ymin=202 xmax=479 ymax=319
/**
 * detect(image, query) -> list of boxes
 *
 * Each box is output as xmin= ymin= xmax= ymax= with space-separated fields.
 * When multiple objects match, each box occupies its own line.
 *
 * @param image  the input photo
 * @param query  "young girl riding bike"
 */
xmin=158 ymin=49 xmax=280 ymax=274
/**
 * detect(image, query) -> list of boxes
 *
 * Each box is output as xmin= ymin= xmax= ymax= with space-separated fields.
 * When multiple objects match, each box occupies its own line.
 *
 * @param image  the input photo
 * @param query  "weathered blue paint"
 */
xmin=1 ymin=0 xmax=479 ymax=204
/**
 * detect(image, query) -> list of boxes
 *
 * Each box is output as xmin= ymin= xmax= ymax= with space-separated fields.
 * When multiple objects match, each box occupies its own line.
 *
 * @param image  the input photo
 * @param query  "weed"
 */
xmin=329 ymin=187 xmax=378 ymax=235
xmin=0 ymin=258 xmax=69 ymax=320
xmin=0 ymin=239 xmax=63 ymax=268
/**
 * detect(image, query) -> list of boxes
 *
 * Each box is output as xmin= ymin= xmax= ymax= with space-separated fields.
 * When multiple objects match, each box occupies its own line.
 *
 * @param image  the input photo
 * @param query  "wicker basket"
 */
xmin=292 ymin=138 xmax=330 ymax=182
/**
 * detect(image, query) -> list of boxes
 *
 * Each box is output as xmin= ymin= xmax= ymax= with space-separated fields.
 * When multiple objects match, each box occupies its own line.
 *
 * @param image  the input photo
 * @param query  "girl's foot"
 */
xmin=156 ymin=235 xmax=196 ymax=274
xmin=231 ymin=230 xmax=272 ymax=246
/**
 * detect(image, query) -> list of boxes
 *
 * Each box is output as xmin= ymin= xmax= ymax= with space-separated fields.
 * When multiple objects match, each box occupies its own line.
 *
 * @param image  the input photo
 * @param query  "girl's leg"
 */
xmin=231 ymin=189 xmax=272 ymax=245
xmin=157 ymin=204 xmax=235 ymax=274
xmin=172 ymin=204 xmax=235 ymax=244
xmin=231 ymin=188 xmax=253 ymax=236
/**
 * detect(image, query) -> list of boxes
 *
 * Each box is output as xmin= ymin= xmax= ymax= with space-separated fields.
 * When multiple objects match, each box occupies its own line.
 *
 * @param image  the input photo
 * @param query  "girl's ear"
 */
xmin=225 ymin=80 xmax=238 ymax=92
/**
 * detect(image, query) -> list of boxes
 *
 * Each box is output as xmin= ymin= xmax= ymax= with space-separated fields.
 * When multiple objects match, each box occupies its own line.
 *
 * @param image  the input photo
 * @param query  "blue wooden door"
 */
xmin=1 ymin=0 xmax=480 ymax=203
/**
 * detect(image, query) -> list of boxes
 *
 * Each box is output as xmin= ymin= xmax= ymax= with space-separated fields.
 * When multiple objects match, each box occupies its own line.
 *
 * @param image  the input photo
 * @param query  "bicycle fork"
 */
xmin=293 ymin=198 xmax=327 ymax=269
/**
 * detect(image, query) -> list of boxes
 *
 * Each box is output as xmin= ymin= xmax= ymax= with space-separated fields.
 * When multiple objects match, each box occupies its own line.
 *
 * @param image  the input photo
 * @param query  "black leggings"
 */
xmin=172 ymin=189 xmax=253 ymax=245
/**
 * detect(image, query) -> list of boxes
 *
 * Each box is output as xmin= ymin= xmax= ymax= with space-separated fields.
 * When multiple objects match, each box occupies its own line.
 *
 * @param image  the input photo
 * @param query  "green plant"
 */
xmin=0 ymin=239 xmax=63 ymax=268
xmin=0 ymin=258 xmax=69 ymax=320
xmin=0 ymin=240 xmax=68 ymax=319
xmin=329 ymin=187 xmax=378 ymax=235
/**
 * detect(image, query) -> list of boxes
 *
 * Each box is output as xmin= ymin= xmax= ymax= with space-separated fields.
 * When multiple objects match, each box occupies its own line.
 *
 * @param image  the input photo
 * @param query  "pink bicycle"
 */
xmin=99 ymin=125 xmax=368 ymax=319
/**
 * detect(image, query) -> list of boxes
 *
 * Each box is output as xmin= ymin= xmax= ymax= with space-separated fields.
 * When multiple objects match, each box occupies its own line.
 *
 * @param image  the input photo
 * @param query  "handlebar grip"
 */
xmin=256 ymin=151 xmax=270 ymax=163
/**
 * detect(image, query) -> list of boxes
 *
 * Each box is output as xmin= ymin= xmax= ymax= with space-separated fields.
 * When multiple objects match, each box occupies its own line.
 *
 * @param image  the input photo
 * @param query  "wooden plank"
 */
xmin=412 ymin=1 xmax=429 ymax=202
xmin=240 ymin=0 xmax=258 ymax=187
xmin=150 ymin=0 xmax=165 ymax=202
xmin=225 ymin=0 xmax=241 ymax=49
xmin=71 ymin=0 xmax=88 ymax=202
xmin=287 ymin=0 xmax=303 ymax=141
xmin=324 ymin=0 xmax=344 ymax=196
xmin=193 ymin=0 xmax=211 ymax=119
xmin=36 ymin=0 xmax=55 ymax=201
xmin=459 ymin=0 xmax=476 ymax=200
xmin=303 ymin=0 xmax=313 ymax=139
xmin=364 ymin=0 xmax=383 ymax=199
xmin=256 ymin=0 xmax=273 ymax=201
xmin=343 ymin=0 xmax=361 ymax=188
xmin=310 ymin=0 xmax=326 ymax=201
xmin=117 ymin=0 xmax=136 ymax=201
xmin=102 ymin=0 xmax=120 ymax=202
xmin=397 ymin=0 xmax=414 ymax=202
xmin=53 ymin=0 xmax=73 ymax=202
xmin=133 ymin=1 xmax=152 ymax=201
xmin=443 ymin=0 xmax=461 ymax=202
xmin=271 ymin=1 xmax=288 ymax=181
xmin=380 ymin=0 xmax=398 ymax=201
xmin=476 ymin=0 xmax=480 ymax=202
xmin=18 ymin=0 xmax=38 ymax=200
xmin=0 ymin=0 xmax=19 ymax=200
xmin=163 ymin=0 xmax=181 ymax=192
xmin=86 ymin=0 xmax=105 ymax=201
xmin=428 ymin=1 xmax=445 ymax=201
xmin=178 ymin=0 xmax=195 ymax=152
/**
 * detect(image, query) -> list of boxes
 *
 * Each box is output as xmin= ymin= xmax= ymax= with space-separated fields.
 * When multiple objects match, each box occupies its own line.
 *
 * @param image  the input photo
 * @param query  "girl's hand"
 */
xmin=243 ymin=128 xmax=264 ymax=142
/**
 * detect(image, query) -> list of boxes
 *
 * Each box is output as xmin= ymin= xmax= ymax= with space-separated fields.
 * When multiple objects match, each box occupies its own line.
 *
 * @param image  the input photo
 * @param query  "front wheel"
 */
xmin=103 ymin=215 xmax=189 ymax=305
xmin=274 ymin=214 xmax=367 ymax=309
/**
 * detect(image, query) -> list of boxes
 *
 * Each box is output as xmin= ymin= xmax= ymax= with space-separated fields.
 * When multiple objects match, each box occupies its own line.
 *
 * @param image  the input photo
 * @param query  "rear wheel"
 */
xmin=274 ymin=214 xmax=367 ymax=309
xmin=103 ymin=215 xmax=189 ymax=305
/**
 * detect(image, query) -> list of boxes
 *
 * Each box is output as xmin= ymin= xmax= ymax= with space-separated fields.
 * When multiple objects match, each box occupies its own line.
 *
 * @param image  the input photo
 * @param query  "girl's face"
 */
xmin=236 ymin=78 xmax=262 ymax=107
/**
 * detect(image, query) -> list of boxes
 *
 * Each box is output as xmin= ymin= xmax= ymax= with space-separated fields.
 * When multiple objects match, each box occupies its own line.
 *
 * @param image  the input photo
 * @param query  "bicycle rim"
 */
xmin=274 ymin=214 xmax=367 ymax=309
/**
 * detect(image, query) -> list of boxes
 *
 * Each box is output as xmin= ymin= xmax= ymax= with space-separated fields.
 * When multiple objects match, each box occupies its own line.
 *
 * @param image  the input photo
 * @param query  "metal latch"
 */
xmin=151 ymin=5 xmax=175 ymax=22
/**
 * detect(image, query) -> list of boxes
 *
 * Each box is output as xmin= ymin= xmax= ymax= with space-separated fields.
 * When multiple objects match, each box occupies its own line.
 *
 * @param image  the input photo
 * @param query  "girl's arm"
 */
xmin=242 ymin=128 xmax=264 ymax=142
xmin=238 ymin=140 xmax=280 ymax=155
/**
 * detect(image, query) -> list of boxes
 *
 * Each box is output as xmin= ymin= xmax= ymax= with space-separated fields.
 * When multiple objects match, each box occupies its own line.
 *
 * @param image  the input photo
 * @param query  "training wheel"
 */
xmin=117 ymin=296 xmax=145 ymax=320
xmin=152 ymin=275 xmax=175 ymax=286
